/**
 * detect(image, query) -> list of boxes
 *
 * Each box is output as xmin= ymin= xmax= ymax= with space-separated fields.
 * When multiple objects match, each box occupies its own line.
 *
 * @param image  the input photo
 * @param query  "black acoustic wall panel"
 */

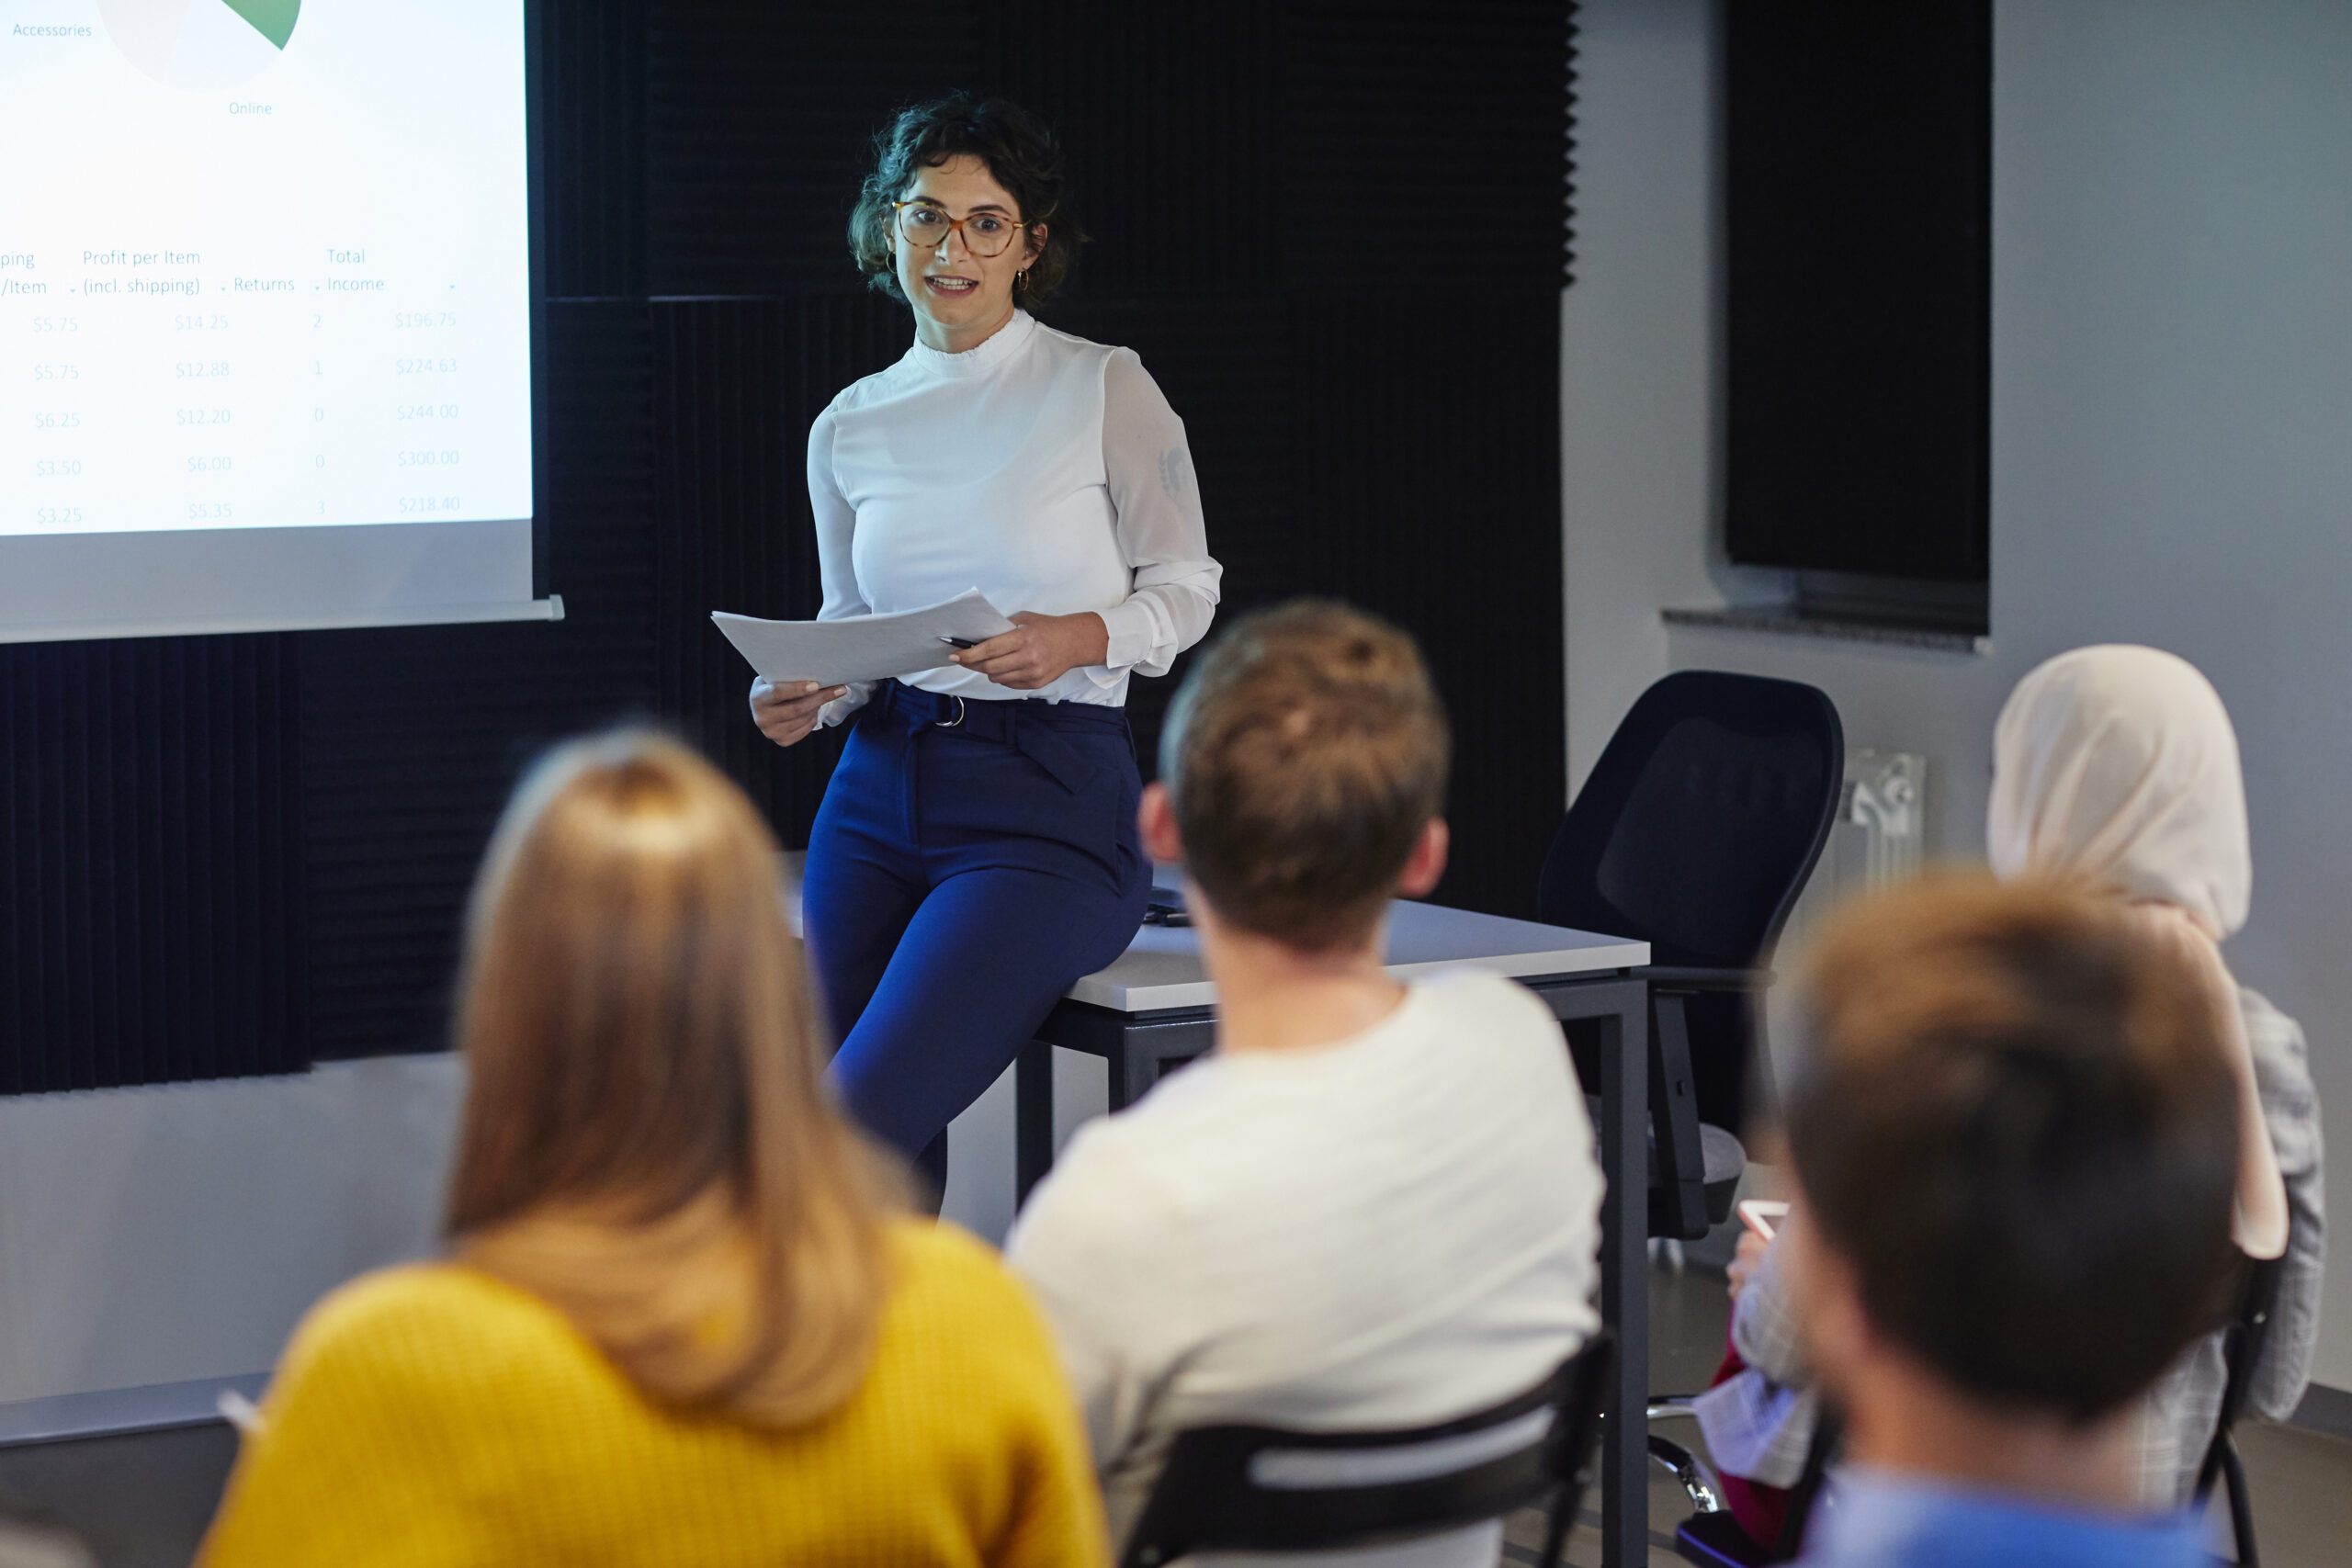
xmin=645 ymin=2 xmax=979 ymax=297
xmin=0 ymin=635 xmax=305 ymax=1089
xmin=984 ymin=0 xmax=1281 ymax=299
xmin=1283 ymin=0 xmax=1577 ymax=291
xmin=1292 ymin=290 xmax=1566 ymax=914
xmin=1274 ymin=0 xmax=1572 ymax=911
xmin=1046 ymin=295 xmax=1295 ymax=781
xmin=1725 ymin=0 xmax=1992 ymax=581
xmin=650 ymin=294 xmax=909 ymax=840
xmin=295 ymin=0 xmax=665 ymax=1063
xmin=300 ymin=301 xmax=659 ymax=1059
xmin=539 ymin=0 xmax=649 ymax=299
xmin=965 ymin=1 xmax=1289 ymax=792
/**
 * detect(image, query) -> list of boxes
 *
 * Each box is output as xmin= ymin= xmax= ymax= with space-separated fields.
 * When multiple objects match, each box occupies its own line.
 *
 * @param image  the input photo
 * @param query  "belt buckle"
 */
xmin=933 ymin=694 xmax=967 ymax=729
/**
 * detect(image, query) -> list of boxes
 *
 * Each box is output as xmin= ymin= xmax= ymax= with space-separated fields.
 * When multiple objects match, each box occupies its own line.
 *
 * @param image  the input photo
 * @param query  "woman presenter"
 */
xmin=752 ymin=95 xmax=1220 ymax=1195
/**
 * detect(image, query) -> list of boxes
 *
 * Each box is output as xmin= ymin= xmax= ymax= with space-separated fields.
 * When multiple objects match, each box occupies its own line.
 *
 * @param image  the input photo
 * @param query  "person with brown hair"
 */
xmin=1779 ymin=874 xmax=2240 ymax=1568
xmin=198 ymin=732 xmax=1106 ymax=1568
xmin=749 ymin=92 xmax=1220 ymax=1201
xmin=1007 ymin=601 xmax=1604 ymax=1567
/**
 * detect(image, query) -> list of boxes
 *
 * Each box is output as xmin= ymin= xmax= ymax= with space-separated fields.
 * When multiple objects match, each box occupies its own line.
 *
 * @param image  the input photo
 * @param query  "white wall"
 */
xmin=0 ymin=1043 xmax=1057 ymax=1409
xmin=0 ymin=1056 xmax=461 ymax=1404
xmin=1565 ymin=0 xmax=2352 ymax=1387
xmin=0 ymin=843 xmax=1066 ymax=1408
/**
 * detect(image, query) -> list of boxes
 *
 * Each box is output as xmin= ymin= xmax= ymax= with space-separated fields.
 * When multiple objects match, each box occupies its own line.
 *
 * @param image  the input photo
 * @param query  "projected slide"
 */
xmin=0 ymin=1 xmax=530 ymax=537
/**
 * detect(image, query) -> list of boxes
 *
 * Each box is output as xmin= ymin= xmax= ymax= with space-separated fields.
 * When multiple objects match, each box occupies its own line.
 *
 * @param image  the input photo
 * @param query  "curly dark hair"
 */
xmin=849 ymin=93 xmax=1086 ymax=306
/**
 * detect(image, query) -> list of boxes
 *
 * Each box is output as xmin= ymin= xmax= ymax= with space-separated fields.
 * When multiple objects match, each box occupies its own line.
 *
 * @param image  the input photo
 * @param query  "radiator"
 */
xmin=1778 ymin=749 xmax=1929 ymax=955
xmin=1839 ymin=749 xmax=1927 ymax=890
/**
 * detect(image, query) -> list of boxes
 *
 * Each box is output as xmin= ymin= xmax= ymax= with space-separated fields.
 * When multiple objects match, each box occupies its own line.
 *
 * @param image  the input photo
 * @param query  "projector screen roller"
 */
xmin=0 ymin=0 xmax=545 ymax=643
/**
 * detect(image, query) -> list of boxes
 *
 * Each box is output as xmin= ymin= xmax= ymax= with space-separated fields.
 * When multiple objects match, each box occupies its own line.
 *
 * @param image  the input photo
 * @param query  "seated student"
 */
xmin=1006 ymin=601 xmax=1605 ymax=1567
xmin=1780 ymin=874 xmax=2242 ymax=1568
xmin=198 ymin=733 xmax=1105 ymax=1568
xmin=1985 ymin=645 xmax=2319 ymax=1497
xmin=1702 ymin=644 xmax=2321 ymax=1535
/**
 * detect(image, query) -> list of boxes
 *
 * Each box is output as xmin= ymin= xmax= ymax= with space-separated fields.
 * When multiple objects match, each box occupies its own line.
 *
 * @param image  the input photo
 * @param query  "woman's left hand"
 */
xmin=1726 ymin=1229 xmax=1772 ymax=1301
xmin=951 ymin=611 xmax=1109 ymax=691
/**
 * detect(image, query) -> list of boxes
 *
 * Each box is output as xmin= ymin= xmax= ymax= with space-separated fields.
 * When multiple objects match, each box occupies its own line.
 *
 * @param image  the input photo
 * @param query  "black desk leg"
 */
xmin=1109 ymin=1017 xmax=1216 ymax=1113
xmin=1016 ymin=1041 xmax=1054 ymax=1209
xmin=1596 ymin=987 xmax=1649 ymax=1568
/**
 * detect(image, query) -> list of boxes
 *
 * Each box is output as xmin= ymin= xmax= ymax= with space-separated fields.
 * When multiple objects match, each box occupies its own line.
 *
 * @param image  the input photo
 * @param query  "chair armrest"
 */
xmin=1639 ymin=967 xmax=1772 ymax=1240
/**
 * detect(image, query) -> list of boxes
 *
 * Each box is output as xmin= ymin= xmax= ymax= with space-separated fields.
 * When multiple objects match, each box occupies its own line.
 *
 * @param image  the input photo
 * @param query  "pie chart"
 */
xmin=99 ymin=0 xmax=300 ymax=92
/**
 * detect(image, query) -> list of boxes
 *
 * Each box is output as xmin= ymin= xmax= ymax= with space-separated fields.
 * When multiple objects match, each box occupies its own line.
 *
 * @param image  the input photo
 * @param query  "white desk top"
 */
xmin=1066 ymin=899 xmax=1649 ymax=1012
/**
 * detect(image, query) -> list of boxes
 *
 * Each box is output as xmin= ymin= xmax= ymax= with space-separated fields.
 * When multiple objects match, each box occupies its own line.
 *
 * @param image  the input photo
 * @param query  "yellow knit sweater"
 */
xmin=198 ymin=1220 xmax=1109 ymax=1568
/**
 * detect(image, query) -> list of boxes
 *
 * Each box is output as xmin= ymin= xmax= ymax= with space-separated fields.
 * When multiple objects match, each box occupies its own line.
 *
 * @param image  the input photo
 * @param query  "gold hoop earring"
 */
xmin=1015 ymin=268 xmax=1028 ymax=291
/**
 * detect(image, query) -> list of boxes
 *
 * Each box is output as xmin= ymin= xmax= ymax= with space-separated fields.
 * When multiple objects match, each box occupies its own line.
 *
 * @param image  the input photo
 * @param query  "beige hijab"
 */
xmin=1987 ymin=645 xmax=2288 ymax=1260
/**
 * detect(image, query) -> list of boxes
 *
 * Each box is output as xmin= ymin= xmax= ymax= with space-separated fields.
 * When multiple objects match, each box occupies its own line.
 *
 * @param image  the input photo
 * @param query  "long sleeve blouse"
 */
xmin=808 ymin=310 xmax=1221 ymax=720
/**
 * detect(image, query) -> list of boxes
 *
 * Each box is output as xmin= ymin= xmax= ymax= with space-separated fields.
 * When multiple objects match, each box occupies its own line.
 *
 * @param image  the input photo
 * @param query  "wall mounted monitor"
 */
xmin=1725 ymin=0 xmax=1991 ymax=606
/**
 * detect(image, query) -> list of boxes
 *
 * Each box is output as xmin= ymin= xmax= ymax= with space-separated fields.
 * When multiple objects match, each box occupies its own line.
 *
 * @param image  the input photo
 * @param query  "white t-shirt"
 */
xmin=808 ymin=309 xmax=1223 ymax=717
xmin=1007 ymin=969 xmax=1604 ymax=1568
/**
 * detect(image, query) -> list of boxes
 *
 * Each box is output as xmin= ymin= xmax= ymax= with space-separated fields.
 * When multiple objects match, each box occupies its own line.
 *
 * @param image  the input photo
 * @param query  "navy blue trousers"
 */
xmin=804 ymin=681 xmax=1151 ymax=1191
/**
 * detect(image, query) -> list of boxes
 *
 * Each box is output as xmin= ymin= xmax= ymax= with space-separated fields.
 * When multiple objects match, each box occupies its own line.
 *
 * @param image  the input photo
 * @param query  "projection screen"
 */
xmin=0 ymin=0 xmax=548 ymax=643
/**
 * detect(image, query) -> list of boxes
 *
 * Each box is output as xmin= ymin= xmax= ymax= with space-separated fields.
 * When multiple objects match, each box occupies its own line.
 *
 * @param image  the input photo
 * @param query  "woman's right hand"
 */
xmin=750 ymin=678 xmax=846 ymax=748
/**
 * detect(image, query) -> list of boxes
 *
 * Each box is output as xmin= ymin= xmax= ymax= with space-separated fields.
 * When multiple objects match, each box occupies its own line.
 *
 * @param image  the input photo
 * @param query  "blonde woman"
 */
xmin=198 ymin=732 xmax=1107 ymax=1568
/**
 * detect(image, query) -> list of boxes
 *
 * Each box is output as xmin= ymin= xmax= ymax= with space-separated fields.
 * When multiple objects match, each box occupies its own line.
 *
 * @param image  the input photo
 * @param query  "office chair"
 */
xmin=1117 ymin=1331 xmax=1615 ymax=1568
xmin=1666 ymin=1407 xmax=1841 ymax=1567
xmin=1538 ymin=670 xmax=1845 ymax=1240
xmin=2196 ymin=1250 xmax=2286 ymax=1566
xmin=1538 ymin=670 xmax=1842 ymax=1549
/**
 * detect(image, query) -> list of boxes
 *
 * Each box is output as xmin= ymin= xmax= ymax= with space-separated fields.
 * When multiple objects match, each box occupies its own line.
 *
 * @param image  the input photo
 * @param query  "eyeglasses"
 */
xmin=891 ymin=200 xmax=1028 ymax=258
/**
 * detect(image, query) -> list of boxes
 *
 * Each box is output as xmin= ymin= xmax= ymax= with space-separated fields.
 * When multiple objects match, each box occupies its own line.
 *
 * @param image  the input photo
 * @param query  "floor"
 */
xmin=1502 ymin=1257 xmax=1768 ymax=1567
xmin=1 ymin=1264 xmax=2344 ymax=1567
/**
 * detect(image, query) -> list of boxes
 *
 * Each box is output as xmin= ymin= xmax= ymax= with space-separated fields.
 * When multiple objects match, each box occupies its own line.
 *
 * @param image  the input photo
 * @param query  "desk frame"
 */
xmin=1013 ymin=970 xmax=1651 ymax=1568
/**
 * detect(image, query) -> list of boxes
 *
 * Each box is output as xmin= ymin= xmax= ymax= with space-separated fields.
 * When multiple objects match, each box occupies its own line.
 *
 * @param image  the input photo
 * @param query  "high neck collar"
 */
xmin=907 ymin=309 xmax=1038 ymax=377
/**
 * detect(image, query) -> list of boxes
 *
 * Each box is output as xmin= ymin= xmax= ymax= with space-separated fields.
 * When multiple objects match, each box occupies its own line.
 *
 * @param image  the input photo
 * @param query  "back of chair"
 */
xmin=2199 ymin=1251 xmax=2285 ymax=1497
xmin=2196 ymin=1248 xmax=2285 ymax=1566
xmin=1118 ymin=1330 xmax=1615 ymax=1568
xmin=1540 ymin=671 xmax=1844 ymax=969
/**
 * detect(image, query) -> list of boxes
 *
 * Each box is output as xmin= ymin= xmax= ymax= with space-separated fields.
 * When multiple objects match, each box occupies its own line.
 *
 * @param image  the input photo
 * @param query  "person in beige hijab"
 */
xmin=1985 ymin=644 xmax=2322 ymax=1500
xmin=1701 ymin=644 xmax=2324 ymax=1517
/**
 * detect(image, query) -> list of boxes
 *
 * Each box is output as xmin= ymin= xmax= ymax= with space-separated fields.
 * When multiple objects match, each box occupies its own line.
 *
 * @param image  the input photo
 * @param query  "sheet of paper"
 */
xmin=710 ymin=590 xmax=1017 ymax=687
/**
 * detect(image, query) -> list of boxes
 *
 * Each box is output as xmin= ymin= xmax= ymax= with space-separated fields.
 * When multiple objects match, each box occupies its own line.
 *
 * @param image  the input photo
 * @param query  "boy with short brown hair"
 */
xmin=1008 ymin=600 xmax=1604 ymax=1568
xmin=1784 ymin=874 xmax=2241 ymax=1567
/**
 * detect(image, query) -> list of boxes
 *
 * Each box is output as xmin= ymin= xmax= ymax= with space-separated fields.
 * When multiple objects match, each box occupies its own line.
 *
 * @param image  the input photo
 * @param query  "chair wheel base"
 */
xmin=1673 ymin=1510 xmax=1784 ymax=1567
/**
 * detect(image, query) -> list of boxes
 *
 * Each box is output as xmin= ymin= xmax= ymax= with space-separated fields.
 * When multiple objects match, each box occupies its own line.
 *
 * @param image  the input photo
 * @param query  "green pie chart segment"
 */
xmin=222 ymin=0 xmax=299 ymax=51
xmin=98 ymin=0 xmax=300 ymax=88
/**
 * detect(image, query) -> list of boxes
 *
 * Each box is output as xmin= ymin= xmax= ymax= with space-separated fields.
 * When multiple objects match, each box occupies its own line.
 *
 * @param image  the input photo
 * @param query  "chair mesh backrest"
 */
xmin=1540 ymin=671 xmax=1843 ymax=967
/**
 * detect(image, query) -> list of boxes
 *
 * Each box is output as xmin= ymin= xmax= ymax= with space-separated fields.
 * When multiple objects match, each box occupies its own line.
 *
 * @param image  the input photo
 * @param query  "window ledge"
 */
xmin=1662 ymin=604 xmax=1988 ymax=656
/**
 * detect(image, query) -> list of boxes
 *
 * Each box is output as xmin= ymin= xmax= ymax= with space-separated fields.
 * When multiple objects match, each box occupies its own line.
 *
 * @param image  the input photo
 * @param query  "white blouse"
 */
xmin=808 ymin=309 xmax=1222 ymax=716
